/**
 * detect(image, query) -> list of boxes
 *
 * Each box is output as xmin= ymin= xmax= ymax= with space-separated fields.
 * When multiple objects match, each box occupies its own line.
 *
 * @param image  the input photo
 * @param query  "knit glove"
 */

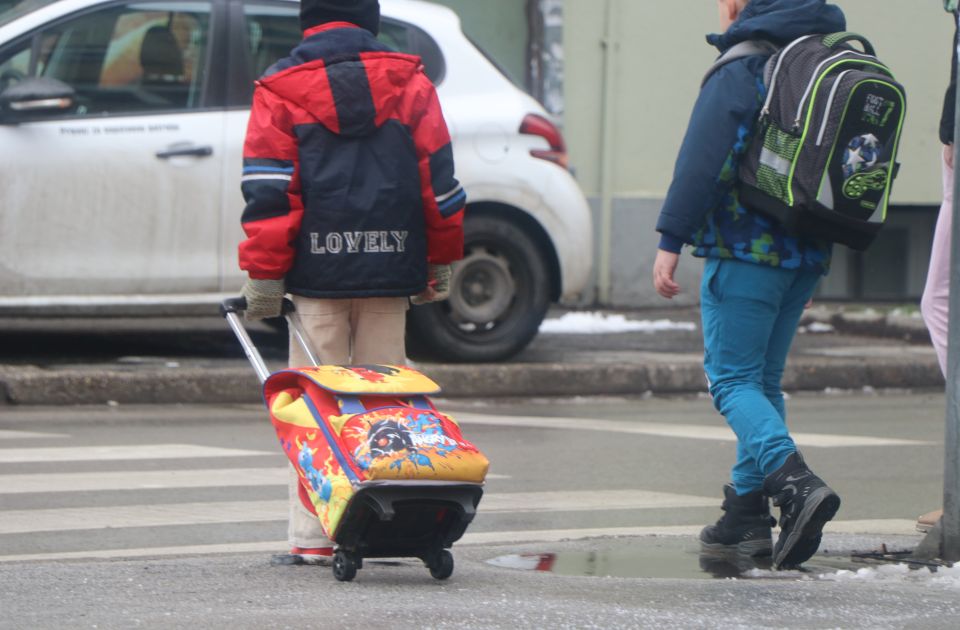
xmin=241 ymin=278 xmax=285 ymax=321
xmin=411 ymin=264 xmax=453 ymax=305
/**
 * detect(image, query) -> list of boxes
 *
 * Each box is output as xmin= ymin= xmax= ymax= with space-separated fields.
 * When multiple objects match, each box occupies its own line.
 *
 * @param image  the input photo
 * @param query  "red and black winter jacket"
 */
xmin=238 ymin=22 xmax=465 ymax=298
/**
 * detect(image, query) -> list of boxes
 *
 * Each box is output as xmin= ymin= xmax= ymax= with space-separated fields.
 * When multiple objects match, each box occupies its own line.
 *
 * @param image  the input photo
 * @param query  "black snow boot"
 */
xmin=762 ymin=452 xmax=841 ymax=569
xmin=699 ymin=484 xmax=774 ymax=557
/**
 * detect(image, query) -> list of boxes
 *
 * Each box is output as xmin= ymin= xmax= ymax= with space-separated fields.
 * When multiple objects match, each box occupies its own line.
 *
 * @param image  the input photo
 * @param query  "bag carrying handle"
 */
xmin=823 ymin=32 xmax=876 ymax=57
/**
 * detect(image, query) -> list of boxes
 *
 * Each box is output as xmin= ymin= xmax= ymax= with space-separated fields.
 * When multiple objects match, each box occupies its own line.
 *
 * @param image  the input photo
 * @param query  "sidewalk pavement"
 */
xmin=0 ymin=303 xmax=943 ymax=405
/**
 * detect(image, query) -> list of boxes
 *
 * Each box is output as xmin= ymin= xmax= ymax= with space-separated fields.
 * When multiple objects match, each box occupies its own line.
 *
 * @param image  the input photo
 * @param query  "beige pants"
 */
xmin=286 ymin=295 xmax=408 ymax=548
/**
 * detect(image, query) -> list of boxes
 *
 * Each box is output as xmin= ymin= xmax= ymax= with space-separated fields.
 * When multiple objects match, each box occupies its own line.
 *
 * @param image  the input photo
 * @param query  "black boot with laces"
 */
xmin=762 ymin=451 xmax=841 ymax=569
xmin=700 ymin=484 xmax=774 ymax=557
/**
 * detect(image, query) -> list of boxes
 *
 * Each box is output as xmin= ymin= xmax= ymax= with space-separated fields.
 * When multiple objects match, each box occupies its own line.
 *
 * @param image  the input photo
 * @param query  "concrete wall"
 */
xmin=563 ymin=0 xmax=952 ymax=306
xmin=424 ymin=0 xmax=948 ymax=305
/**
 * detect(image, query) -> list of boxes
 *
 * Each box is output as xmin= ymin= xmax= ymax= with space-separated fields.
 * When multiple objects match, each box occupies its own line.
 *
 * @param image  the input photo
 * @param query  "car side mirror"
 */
xmin=0 ymin=77 xmax=76 ymax=124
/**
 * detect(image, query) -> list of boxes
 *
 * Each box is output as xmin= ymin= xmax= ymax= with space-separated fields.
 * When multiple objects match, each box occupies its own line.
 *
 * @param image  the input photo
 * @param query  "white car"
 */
xmin=0 ymin=0 xmax=592 ymax=361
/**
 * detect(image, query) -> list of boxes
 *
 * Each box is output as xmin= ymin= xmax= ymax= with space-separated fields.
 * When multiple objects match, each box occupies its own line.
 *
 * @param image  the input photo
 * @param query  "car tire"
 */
xmin=407 ymin=213 xmax=551 ymax=362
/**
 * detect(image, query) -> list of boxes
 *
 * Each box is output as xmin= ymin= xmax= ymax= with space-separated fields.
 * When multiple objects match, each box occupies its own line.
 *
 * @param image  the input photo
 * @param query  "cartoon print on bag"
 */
xmin=369 ymin=420 xmax=415 ymax=458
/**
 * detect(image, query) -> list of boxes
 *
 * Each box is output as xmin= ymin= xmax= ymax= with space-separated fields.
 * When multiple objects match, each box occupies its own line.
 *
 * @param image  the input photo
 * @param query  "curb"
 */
xmin=803 ymin=309 xmax=931 ymax=343
xmin=0 ymin=356 xmax=944 ymax=405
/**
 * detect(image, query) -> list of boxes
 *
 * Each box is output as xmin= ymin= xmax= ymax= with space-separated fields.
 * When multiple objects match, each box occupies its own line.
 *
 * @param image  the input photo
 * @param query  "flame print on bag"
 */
xmin=286 ymin=430 xmax=354 ymax=537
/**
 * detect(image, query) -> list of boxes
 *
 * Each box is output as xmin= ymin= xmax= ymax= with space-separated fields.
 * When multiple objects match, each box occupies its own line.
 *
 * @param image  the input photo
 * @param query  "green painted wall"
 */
xmin=563 ymin=0 xmax=951 ymax=205
xmin=426 ymin=0 xmax=529 ymax=87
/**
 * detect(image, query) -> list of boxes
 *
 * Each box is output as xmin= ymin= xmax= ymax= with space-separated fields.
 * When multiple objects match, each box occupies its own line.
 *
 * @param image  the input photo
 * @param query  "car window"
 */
xmin=239 ymin=4 xmax=444 ymax=87
xmin=380 ymin=18 xmax=444 ymax=84
xmin=0 ymin=0 xmax=211 ymax=116
xmin=242 ymin=3 xmax=300 ymax=79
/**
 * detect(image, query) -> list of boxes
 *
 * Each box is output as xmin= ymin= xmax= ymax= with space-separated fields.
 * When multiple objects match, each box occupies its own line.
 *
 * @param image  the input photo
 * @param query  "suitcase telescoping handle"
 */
xmin=220 ymin=297 xmax=320 ymax=384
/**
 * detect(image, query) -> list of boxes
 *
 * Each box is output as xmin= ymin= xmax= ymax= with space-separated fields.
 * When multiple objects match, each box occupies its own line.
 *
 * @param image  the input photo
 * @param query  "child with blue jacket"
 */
xmin=653 ymin=0 xmax=843 ymax=569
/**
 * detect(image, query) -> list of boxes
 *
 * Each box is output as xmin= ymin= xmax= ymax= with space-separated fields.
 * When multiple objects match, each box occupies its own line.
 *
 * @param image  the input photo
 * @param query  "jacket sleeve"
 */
xmin=655 ymin=58 xmax=764 ymax=247
xmin=409 ymin=73 xmax=465 ymax=264
xmin=238 ymin=85 xmax=304 ymax=280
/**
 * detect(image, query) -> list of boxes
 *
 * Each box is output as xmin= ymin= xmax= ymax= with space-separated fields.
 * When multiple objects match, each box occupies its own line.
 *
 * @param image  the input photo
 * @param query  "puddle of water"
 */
xmin=485 ymin=537 xmax=871 ymax=580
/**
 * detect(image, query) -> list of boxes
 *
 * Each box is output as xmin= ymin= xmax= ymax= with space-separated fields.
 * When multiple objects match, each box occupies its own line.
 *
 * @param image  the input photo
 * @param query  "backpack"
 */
xmin=706 ymin=33 xmax=907 ymax=251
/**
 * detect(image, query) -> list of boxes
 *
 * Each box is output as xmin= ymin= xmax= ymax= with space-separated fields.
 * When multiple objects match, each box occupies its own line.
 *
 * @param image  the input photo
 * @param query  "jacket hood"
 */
xmin=260 ymin=27 xmax=422 ymax=138
xmin=707 ymin=0 xmax=846 ymax=51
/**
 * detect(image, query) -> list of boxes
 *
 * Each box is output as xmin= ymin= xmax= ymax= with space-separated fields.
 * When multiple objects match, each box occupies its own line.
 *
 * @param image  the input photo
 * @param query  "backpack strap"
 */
xmin=702 ymin=40 xmax=779 ymax=87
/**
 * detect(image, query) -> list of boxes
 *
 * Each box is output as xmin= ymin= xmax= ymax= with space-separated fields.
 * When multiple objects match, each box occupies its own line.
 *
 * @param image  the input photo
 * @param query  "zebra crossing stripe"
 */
xmin=0 ymin=469 xmax=511 ymax=494
xmin=0 ymin=430 xmax=69 ymax=440
xmin=0 ymin=490 xmax=717 ymax=535
xmin=0 ymin=468 xmax=289 ymax=494
xmin=0 ymin=444 xmax=274 ymax=464
xmin=454 ymin=413 xmax=933 ymax=448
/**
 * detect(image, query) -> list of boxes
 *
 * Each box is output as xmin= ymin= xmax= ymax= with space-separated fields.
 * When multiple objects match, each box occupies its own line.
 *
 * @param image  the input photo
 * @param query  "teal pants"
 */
xmin=700 ymin=257 xmax=822 ymax=495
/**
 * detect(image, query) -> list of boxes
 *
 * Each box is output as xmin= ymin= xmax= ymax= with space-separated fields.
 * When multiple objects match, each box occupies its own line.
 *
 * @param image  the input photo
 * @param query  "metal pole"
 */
xmin=597 ymin=0 xmax=618 ymax=305
xmin=941 ymin=10 xmax=960 ymax=560
xmin=224 ymin=311 xmax=271 ymax=384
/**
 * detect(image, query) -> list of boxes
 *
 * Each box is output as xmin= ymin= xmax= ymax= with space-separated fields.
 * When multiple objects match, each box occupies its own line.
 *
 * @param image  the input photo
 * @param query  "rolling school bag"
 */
xmin=708 ymin=32 xmax=907 ymax=251
xmin=222 ymin=298 xmax=488 ymax=582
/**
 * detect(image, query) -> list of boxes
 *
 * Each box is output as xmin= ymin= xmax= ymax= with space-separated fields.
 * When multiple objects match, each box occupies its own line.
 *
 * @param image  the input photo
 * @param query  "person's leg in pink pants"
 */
xmin=921 ymin=147 xmax=954 ymax=378
xmin=917 ymin=147 xmax=954 ymax=531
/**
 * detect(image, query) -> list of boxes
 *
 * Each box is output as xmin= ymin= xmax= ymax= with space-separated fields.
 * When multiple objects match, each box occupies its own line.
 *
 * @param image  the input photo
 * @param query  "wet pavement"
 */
xmin=484 ymin=535 xmax=924 ymax=581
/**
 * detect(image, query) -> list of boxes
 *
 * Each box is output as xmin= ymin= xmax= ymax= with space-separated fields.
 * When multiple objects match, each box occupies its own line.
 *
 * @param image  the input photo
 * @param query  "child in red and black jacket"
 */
xmin=237 ymin=0 xmax=465 ymax=565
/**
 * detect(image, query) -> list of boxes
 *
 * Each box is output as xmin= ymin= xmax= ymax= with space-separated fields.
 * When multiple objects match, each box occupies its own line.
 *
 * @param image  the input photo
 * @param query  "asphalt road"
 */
xmin=2 ymin=393 xmax=959 ymax=628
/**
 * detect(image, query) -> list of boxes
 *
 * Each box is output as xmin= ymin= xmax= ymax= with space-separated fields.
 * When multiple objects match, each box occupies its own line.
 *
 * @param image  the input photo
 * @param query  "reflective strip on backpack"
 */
xmin=759 ymin=148 xmax=792 ymax=176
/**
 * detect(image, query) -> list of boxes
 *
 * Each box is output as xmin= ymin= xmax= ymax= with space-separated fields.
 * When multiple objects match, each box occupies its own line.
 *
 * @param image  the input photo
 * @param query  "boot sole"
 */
xmin=700 ymin=539 xmax=772 ymax=558
xmin=773 ymin=488 xmax=841 ymax=569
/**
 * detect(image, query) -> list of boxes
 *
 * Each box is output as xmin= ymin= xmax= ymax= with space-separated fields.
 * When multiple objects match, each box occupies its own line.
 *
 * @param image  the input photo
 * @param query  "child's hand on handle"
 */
xmin=411 ymin=264 xmax=452 ymax=305
xmin=241 ymin=278 xmax=285 ymax=321
xmin=653 ymin=249 xmax=681 ymax=299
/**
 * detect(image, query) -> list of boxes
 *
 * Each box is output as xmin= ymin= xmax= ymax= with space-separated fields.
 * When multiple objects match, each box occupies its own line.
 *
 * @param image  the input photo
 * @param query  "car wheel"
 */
xmin=408 ymin=213 xmax=551 ymax=362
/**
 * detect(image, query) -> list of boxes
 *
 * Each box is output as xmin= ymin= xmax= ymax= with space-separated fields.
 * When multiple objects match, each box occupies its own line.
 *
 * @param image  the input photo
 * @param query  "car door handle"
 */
xmin=156 ymin=144 xmax=214 ymax=159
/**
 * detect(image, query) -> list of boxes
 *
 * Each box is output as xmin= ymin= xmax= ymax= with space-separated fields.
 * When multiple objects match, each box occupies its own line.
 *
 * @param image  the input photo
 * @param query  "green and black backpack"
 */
xmin=707 ymin=33 xmax=907 ymax=251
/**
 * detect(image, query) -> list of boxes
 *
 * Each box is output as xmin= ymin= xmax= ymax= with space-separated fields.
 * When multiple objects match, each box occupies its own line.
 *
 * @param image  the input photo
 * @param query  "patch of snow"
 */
xmin=801 ymin=322 xmax=835 ymax=334
xmin=818 ymin=563 xmax=960 ymax=587
xmin=540 ymin=312 xmax=697 ymax=335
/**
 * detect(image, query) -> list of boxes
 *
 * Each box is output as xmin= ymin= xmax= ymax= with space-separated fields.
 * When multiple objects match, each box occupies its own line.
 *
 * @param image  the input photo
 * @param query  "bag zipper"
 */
xmin=815 ymin=69 xmax=853 ymax=146
xmin=794 ymin=50 xmax=881 ymax=128
xmin=761 ymin=34 xmax=816 ymax=118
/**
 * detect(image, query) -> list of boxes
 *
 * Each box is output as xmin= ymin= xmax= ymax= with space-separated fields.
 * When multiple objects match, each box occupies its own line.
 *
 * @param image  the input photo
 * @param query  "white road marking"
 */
xmin=0 ymin=430 xmax=69 ymax=440
xmin=0 ymin=500 xmax=288 ymax=535
xmin=455 ymin=413 xmax=933 ymax=448
xmin=482 ymin=490 xmax=717 ymax=513
xmin=0 ymin=490 xmax=716 ymax=535
xmin=0 ymin=520 xmax=920 ymax=563
xmin=0 ymin=468 xmax=289 ymax=494
xmin=0 ymin=444 xmax=274 ymax=464
xmin=0 ymin=469 xmax=509 ymax=494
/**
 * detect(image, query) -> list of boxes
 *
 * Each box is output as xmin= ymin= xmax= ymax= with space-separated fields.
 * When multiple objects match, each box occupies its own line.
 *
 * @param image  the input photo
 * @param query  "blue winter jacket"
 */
xmin=656 ymin=0 xmax=845 ymax=272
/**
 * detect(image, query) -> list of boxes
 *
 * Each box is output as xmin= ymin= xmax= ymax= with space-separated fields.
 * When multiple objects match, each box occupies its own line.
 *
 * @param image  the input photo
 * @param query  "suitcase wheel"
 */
xmin=428 ymin=549 xmax=454 ymax=580
xmin=332 ymin=550 xmax=359 ymax=582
